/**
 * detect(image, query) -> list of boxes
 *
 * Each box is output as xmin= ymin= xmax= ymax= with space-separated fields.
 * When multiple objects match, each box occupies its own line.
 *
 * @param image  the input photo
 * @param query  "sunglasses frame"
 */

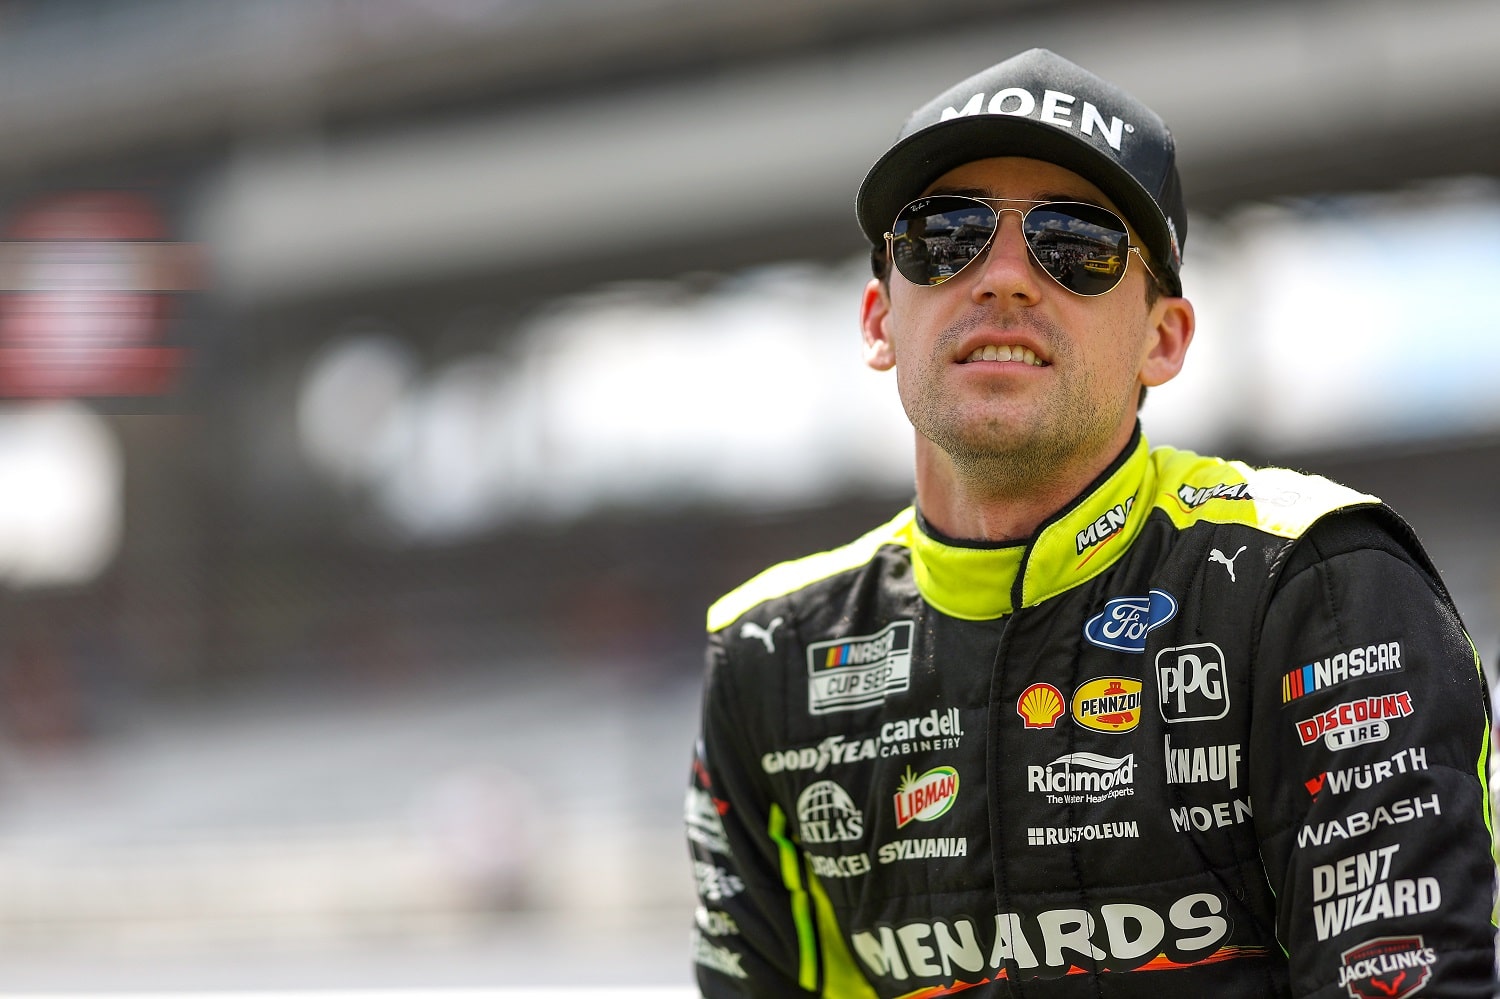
xmin=884 ymin=196 xmax=1165 ymax=297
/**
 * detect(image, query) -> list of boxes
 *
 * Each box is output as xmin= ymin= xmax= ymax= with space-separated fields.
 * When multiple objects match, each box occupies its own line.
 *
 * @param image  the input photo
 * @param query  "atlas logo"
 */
xmin=1072 ymin=676 xmax=1142 ymax=733
xmin=1017 ymin=682 xmax=1065 ymax=729
xmin=941 ymin=87 xmax=1135 ymax=152
xmin=1156 ymin=643 xmax=1230 ymax=723
xmin=806 ymin=621 xmax=913 ymax=715
xmin=894 ymin=766 xmax=959 ymax=828
xmin=850 ymin=892 xmax=1238 ymax=986
xmin=795 ymin=780 xmax=865 ymax=844
xmin=1083 ymin=589 xmax=1177 ymax=653
xmin=1338 ymin=935 xmax=1437 ymax=998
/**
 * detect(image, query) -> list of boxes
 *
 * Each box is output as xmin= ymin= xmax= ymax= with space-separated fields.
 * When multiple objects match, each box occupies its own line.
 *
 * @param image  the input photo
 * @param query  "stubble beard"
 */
xmin=901 ymin=308 xmax=1135 ymax=498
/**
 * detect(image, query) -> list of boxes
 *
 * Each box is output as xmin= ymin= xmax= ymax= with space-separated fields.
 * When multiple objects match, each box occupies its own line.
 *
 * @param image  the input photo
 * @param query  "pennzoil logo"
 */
xmin=1017 ymin=682 xmax=1065 ymax=729
xmin=1072 ymin=677 xmax=1142 ymax=733
xmin=893 ymin=765 xmax=959 ymax=828
xmin=806 ymin=621 xmax=913 ymax=715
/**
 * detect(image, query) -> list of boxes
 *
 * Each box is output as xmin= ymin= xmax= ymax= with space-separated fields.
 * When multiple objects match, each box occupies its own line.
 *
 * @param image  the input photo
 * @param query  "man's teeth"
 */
xmin=964 ymin=344 xmax=1045 ymax=366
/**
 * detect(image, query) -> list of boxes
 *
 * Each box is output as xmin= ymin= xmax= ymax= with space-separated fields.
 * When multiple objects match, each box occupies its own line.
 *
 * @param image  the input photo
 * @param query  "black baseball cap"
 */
xmin=856 ymin=48 xmax=1186 ymax=294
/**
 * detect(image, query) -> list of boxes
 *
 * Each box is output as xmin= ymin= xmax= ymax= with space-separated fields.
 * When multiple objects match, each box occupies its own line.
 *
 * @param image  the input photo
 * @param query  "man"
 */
xmin=685 ymin=48 xmax=1495 ymax=997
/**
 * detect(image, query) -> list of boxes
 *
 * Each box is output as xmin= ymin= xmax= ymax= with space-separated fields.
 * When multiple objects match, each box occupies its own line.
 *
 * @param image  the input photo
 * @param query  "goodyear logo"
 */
xmin=1072 ymin=677 xmax=1142 ymax=733
xmin=806 ymin=621 xmax=913 ymax=715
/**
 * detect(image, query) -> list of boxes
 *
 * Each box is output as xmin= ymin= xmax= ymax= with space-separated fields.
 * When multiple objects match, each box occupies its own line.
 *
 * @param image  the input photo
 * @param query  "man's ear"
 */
xmin=1139 ymin=295 xmax=1195 ymax=388
xmin=861 ymin=278 xmax=896 ymax=371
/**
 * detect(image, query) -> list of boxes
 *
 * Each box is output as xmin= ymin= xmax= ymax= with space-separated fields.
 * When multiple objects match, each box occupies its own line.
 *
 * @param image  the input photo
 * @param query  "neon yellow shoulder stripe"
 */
xmin=1149 ymin=446 xmax=1379 ymax=537
xmin=706 ymin=508 xmax=915 ymax=632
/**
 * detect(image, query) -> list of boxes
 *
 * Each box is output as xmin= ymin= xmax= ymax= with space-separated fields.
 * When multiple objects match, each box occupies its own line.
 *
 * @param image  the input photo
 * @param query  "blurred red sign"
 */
xmin=0 ymin=190 xmax=201 ymax=398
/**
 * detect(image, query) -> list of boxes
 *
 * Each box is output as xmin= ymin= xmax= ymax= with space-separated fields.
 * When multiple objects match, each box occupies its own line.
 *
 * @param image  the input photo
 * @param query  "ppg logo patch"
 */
xmin=1156 ymin=643 xmax=1229 ymax=723
xmin=1083 ymin=589 xmax=1178 ymax=652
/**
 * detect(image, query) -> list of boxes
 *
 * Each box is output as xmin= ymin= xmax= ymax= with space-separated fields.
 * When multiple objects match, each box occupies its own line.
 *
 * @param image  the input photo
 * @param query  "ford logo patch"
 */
xmin=1084 ymin=589 xmax=1178 ymax=653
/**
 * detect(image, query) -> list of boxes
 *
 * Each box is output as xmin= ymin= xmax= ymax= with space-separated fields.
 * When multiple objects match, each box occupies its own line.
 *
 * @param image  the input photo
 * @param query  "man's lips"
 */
xmin=959 ymin=343 xmax=1048 ymax=367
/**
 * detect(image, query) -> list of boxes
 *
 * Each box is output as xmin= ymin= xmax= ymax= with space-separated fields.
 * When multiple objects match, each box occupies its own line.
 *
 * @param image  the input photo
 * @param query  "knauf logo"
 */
xmin=940 ymin=88 xmax=1134 ymax=152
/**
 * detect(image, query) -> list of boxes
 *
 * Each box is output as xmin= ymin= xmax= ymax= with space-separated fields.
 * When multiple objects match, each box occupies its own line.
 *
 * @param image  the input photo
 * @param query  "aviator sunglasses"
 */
xmin=886 ymin=196 xmax=1164 ymax=297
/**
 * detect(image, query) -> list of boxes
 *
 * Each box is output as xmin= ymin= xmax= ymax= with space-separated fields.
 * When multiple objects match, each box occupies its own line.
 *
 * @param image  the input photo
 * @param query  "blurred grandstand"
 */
xmin=0 ymin=0 xmax=1496 ymax=990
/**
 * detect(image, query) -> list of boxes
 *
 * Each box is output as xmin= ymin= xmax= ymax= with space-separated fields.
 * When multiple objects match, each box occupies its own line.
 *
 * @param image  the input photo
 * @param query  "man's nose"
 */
xmin=969 ymin=211 xmax=1044 ymax=305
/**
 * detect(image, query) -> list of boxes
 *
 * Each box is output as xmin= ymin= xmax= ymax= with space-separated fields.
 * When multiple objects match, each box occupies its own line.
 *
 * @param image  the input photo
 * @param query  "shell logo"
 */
xmin=1017 ymin=682 xmax=1065 ymax=729
xmin=1072 ymin=676 xmax=1144 ymax=733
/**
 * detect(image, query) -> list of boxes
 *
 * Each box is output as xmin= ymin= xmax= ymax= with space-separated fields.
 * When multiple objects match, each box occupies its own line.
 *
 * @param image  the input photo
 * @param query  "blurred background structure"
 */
xmin=0 ymin=0 xmax=1496 ymax=990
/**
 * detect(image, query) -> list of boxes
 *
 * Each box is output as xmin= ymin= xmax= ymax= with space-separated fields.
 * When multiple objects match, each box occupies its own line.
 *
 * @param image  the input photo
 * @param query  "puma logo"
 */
xmin=740 ymin=617 xmax=784 ymax=653
xmin=1209 ymin=546 xmax=1247 ymax=582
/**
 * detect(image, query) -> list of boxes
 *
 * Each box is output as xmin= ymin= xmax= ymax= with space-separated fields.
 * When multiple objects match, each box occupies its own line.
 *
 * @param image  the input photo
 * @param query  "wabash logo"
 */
xmin=1338 ymin=935 xmax=1436 ymax=998
xmin=1083 ymin=589 xmax=1177 ymax=653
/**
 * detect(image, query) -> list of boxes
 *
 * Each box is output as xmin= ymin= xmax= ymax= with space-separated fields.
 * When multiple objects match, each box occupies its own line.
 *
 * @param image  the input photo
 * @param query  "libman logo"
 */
xmin=806 ymin=621 xmax=913 ymax=715
xmin=893 ymin=765 xmax=959 ymax=828
xmin=849 ymin=892 xmax=1246 ymax=987
xmin=1072 ymin=676 xmax=1143 ymax=733
xmin=1339 ymin=935 xmax=1436 ymax=999
xmin=1075 ymin=496 xmax=1134 ymax=561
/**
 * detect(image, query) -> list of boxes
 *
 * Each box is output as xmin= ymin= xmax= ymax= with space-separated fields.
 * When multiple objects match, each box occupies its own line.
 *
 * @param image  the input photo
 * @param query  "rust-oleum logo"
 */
xmin=1072 ymin=677 xmax=1142 ymax=733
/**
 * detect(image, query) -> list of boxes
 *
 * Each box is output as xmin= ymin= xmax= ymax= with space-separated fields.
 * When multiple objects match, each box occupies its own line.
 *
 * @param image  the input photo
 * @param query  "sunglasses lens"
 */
xmin=1023 ymin=203 xmax=1133 ymax=296
xmin=890 ymin=197 xmax=996 ymax=286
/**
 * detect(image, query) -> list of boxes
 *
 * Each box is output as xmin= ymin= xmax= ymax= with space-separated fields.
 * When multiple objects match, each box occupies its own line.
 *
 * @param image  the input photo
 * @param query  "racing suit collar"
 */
xmin=910 ymin=425 xmax=1151 ymax=620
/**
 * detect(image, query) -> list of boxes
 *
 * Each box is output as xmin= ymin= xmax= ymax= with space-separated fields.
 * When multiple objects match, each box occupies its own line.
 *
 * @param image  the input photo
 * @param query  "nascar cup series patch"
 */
xmin=806 ymin=621 xmax=913 ymax=715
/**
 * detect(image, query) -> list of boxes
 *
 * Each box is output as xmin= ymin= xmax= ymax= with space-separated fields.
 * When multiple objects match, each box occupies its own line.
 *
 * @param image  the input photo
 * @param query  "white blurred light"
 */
xmin=296 ymin=329 xmax=419 ymax=487
xmin=0 ymin=403 xmax=122 ymax=586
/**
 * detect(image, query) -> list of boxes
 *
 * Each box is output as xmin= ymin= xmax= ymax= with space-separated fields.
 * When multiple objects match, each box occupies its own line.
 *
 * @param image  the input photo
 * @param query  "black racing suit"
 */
xmin=686 ymin=431 xmax=1495 ymax=997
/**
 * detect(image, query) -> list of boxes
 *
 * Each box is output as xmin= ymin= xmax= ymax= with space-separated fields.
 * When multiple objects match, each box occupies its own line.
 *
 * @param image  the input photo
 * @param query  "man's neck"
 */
xmin=913 ymin=423 xmax=1138 ymax=544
